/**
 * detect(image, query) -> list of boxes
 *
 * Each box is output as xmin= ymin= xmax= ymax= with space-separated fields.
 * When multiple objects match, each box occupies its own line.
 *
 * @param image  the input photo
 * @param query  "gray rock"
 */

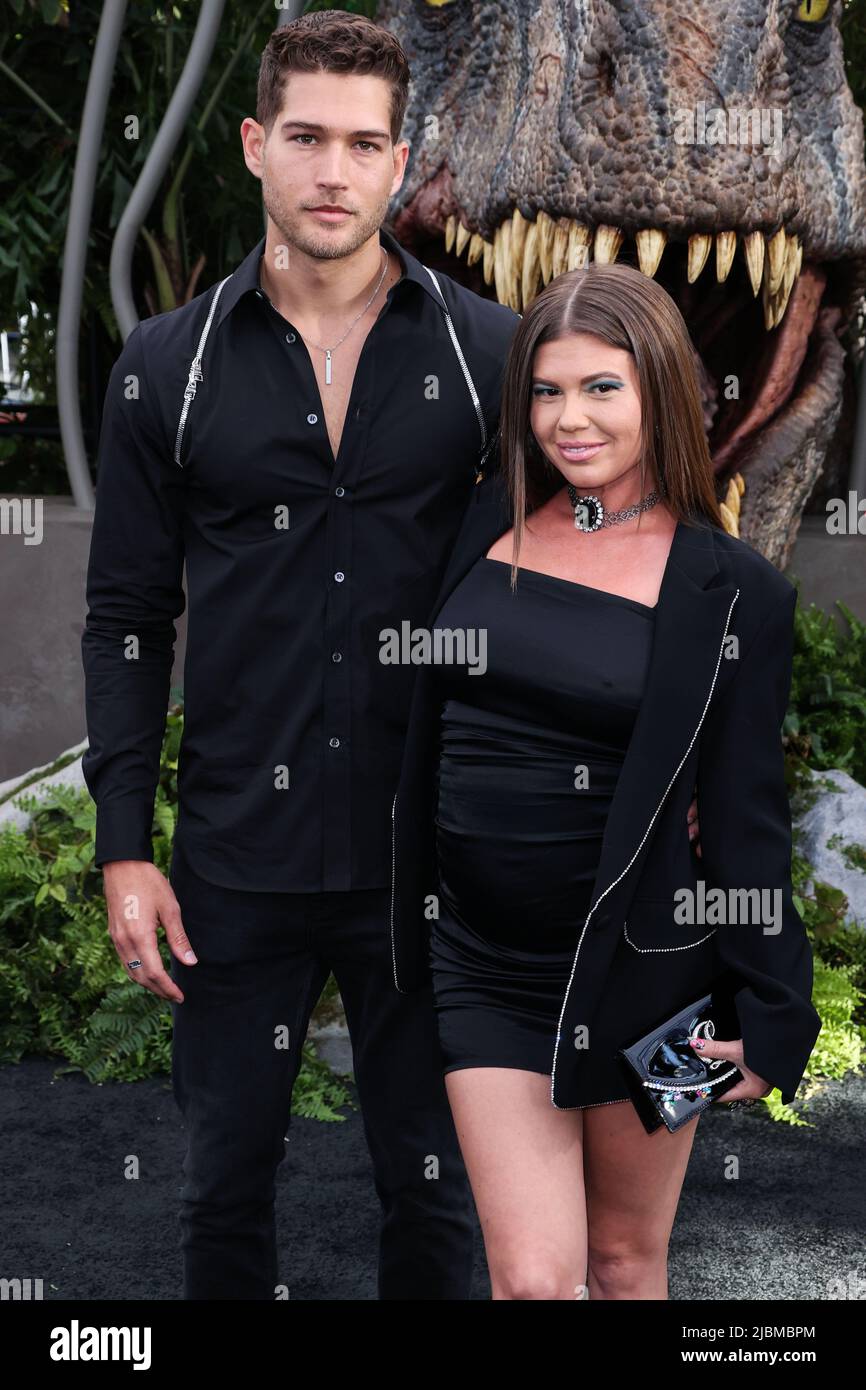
xmin=0 ymin=740 xmax=89 ymax=832
xmin=307 ymin=1020 xmax=353 ymax=1077
xmin=792 ymin=767 xmax=866 ymax=930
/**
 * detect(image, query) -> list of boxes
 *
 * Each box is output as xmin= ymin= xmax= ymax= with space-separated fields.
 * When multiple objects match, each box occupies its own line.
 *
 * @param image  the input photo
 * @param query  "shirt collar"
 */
xmin=214 ymin=226 xmax=443 ymax=328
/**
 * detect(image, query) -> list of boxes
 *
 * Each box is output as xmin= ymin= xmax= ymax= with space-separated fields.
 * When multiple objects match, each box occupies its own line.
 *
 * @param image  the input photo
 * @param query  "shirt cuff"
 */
xmin=93 ymin=797 xmax=157 ymax=868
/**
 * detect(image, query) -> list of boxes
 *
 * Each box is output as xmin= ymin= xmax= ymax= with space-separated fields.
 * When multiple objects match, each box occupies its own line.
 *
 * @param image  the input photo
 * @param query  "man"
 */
xmin=81 ymin=10 xmax=519 ymax=1300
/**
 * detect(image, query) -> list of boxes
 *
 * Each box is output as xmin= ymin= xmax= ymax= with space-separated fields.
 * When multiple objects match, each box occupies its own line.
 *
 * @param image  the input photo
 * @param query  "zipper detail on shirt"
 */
xmin=172 ymin=266 xmax=488 ymax=477
xmin=549 ymin=587 xmax=741 ymax=1110
xmin=173 ymin=274 xmax=232 ymax=467
xmin=420 ymin=265 xmax=488 ymax=460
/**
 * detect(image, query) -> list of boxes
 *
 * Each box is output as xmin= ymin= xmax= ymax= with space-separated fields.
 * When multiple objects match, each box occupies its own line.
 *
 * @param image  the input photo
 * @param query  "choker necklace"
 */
xmin=566 ymin=483 xmax=663 ymax=532
xmin=302 ymin=248 xmax=389 ymax=385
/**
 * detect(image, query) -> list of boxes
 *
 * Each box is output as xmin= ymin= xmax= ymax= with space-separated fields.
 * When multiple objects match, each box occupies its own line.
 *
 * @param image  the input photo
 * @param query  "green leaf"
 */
xmin=153 ymin=800 xmax=175 ymax=842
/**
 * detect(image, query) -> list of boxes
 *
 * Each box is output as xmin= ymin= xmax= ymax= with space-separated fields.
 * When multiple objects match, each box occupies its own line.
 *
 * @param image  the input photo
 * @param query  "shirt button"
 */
xmin=329 ymin=737 xmax=341 ymax=749
xmin=335 ymin=486 xmax=345 ymax=497
xmin=286 ymin=332 xmax=296 ymax=344
xmin=331 ymin=651 xmax=342 ymax=663
xmin=334 ymin=571 xmax=345 ymax=583
xmin=307 ymin=412 xmax=318 ymax=424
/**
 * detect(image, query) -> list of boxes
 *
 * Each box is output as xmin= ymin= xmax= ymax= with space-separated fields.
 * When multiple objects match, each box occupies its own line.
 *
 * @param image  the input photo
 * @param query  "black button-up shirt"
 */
xmin=81 ymin=229 xmax=519 ymax=891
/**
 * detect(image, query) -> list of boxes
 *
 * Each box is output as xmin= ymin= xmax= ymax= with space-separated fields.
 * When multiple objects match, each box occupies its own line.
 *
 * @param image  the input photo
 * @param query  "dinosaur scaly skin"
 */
xmin=377 ymin=0 xmax=866 ymax=565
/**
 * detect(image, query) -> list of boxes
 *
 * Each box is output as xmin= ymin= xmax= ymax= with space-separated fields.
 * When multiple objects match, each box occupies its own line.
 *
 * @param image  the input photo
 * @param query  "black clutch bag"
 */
xmin=616 ymin=990 xmax=744 ymax=1134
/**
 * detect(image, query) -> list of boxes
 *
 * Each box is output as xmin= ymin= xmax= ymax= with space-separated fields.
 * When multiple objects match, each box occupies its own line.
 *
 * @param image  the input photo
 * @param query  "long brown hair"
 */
xmin=498 ymin=262 xmax=723 ymax=588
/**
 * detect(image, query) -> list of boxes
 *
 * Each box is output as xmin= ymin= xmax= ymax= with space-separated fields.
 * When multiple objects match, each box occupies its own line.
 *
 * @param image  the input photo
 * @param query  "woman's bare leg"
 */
xmin=583 ymin=1100 xmax=700 ymax=1300
xmin=444 ymin=1067 xmax=588 ymax=1300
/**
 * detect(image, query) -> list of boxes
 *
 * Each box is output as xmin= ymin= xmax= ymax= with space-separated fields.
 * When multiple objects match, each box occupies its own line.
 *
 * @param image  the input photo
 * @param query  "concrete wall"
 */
xmin=0 ymin=499 xmax=863 ymax=783
xmin=0 ymin=499 xmax=188 ymax=782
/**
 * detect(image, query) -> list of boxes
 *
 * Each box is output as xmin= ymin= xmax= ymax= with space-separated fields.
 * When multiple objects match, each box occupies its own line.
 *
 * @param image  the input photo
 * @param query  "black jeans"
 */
xmin=168 ymin=838 xmax=475 ymax=1300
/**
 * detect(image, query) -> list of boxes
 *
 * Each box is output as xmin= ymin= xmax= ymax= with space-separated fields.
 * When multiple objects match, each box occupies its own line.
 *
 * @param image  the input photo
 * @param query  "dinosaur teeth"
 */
xmin=509 ymin=209 xmax=530 ymax=302
xmin=766 ymin=226 xmax=787 ymax=297
xmin=493 ymin=212 xmax=523 ymax=310
xmin=467 ymin=231 xmax=484 ymax=266
xmin=522 ymin=220 xmax=541 ymax=307
xmin=687 ymin=233 xmax=712 ymax=283
xmin=594 ymin=224 xmax=623 ymax=264
xmin=444 ymin=214 xmax=803 ymax=324
xmin=567 ymin=222 xmax=592 ymax=271
xmin=742 ymin=230 xmax=765 ymax=296
xmin=761 ymin=232 xmax=801 ymax=330
xmin=482 ymin=237 xmax=494 ymax=286
xmin=552 ymin=217 xmax=572 ymax=278
xmin=715 ymin=231 xmax=737 ymax=282
xmin=537 ymin=210 xmax=557 ymax=284
xmin=636 ymin=228 xmax=666 ymax=277
xmin=493 ymin=218 xmax=511 ymax=306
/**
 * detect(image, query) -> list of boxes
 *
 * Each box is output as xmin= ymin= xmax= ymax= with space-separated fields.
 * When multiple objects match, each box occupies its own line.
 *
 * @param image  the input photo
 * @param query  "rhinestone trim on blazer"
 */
xmin=622 ymin=921 xmax=717 ymax=952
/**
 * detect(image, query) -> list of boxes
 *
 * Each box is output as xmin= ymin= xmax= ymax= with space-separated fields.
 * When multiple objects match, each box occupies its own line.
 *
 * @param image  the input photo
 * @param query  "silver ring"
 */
xmin=126 ymin=959 xmax=143 ymax=970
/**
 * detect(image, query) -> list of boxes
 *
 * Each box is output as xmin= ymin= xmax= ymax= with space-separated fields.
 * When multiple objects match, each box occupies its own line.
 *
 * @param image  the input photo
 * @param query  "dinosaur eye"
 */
xmin=795 ymin=0 xmax=831 ymax=20
xmin=423 ymin=0 xmax=457 ymax=6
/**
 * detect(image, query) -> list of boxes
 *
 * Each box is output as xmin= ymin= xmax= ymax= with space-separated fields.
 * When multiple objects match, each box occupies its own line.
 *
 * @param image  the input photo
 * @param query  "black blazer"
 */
xmin=389 ymin=470 xmax=822 ymax=1108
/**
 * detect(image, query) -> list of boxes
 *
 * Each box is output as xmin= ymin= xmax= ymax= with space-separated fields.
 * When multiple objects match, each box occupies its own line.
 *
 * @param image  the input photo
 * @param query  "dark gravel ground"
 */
xmin=2 ymin=1055 xmax=863 ymax=1302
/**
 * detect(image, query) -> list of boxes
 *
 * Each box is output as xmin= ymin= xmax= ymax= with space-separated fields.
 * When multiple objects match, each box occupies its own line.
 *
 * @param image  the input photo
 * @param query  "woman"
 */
xmin=389 ymin=262 xmax=822 ymax=1300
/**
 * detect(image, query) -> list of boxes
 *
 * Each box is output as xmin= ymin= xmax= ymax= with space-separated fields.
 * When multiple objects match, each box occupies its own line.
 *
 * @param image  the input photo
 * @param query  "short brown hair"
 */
xmin=499 ymin=262 xmax=724 ymax=587
xmin=256 ymin=10 xmax=410 ymax=144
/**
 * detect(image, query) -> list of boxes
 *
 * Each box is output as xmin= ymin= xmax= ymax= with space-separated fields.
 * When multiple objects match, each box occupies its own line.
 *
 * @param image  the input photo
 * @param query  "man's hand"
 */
xmin=103 ymin=861 xmax=196 ymax=1002
xmin=687 ymin=792 xmax=701 ymax=858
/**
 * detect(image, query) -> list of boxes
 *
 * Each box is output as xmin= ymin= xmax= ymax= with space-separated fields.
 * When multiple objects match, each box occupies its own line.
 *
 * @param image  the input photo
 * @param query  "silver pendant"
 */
xmin=571 ymin=494 xmax=604 ymax=532
xmin=325 ymin=349 xmax=332 ymax=386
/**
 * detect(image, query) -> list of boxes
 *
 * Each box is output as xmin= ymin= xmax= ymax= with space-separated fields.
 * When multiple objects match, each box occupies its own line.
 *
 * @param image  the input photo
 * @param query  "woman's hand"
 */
xmin=687 ymin=790 xmax=701 ymax=858
xmin=689 ymin=1035 xmax=773 ymax=1102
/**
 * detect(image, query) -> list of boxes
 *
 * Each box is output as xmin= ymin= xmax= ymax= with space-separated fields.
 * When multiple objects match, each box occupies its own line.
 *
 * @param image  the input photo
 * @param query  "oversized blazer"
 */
xmin=389 ymin=468 xmax=822 ymax=1109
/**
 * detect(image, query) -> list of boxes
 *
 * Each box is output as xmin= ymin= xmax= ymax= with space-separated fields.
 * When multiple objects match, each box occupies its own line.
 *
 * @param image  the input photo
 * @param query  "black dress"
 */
xmin=429 ymin=555 xmax=656 ymax=1106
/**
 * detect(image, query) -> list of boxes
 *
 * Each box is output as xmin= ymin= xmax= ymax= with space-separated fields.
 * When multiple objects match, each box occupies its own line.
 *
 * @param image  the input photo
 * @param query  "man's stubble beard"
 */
xmin=261 ymin=168 xmax=393 ymax=263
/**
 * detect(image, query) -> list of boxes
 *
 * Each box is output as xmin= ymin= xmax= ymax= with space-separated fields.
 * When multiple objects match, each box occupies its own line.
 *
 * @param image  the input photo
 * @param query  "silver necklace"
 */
xmin=302 ymin=248 xmax=389 ymax=385
xmin=566 ymin=483 xmax=663 ymax=533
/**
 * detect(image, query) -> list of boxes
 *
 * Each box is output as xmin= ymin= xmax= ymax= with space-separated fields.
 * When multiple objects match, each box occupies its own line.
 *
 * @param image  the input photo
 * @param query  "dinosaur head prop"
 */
xmin=377 ymin=0 xmax=866 ymax=563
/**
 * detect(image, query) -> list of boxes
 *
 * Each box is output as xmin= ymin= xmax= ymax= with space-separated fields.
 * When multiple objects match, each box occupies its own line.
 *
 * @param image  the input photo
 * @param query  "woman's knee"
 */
xmin=588 ymin=1238 xmax=667 ymax=1294
xmin=491 ymin=1253 xmax=586 ymax=1301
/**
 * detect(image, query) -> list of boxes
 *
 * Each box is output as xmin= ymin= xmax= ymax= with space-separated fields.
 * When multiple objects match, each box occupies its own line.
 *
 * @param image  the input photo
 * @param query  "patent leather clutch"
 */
xmin=616 ymin=991 xmax=743 ymax=1134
